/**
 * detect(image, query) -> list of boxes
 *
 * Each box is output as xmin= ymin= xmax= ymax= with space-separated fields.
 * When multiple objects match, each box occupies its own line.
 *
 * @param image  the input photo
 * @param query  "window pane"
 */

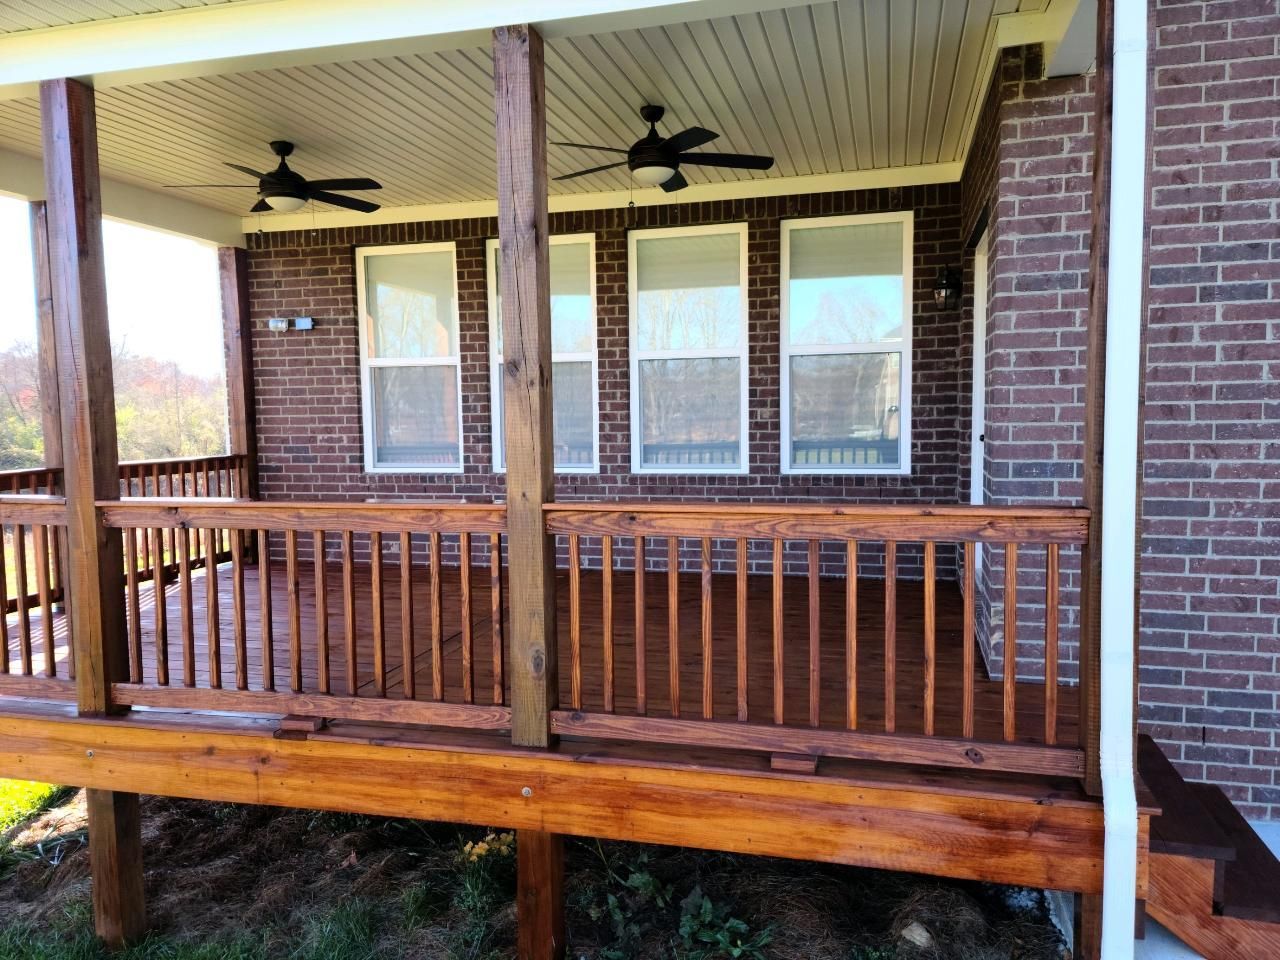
xmin=789 ymin=353 xmax=901 ymax=468
xmin=638 ymin=357 xmax=740 ymax=468
xmin=787 ymin=221 xmax=906 ymax=346
xmin=635 ymin=232 xmax=742 ymax=352
xmin=491 ymin=241 xmax=593 ymax=356
xmin=370 ymin=366 xmax=460 ymax=468
xmin=364 ymin=249 xmax=456 ymax=359
xmin=492 ymin=361 xmax=596 ymax=471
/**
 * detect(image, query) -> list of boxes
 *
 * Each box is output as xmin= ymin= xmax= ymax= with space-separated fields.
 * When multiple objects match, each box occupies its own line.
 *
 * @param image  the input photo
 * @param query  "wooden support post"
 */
xmin=516 ymin=830 xmax=565 ymax=960
xmin=41 ymin=76 xmax=145 ymax=946
xmin=495 ymin=24 xmax=564 ymax=960
xmin=219 ymin=246 xmax=259 ymax=502
xmin=1078 ymin=0 xmax=1114 ymax=801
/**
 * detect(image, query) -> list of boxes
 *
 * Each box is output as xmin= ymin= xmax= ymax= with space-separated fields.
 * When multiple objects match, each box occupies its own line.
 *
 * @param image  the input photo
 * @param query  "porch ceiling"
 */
xmin=0 ymin=0 xmax=258 ymax=34
xmin=0 ymin=0 xmax=1070 ymax=228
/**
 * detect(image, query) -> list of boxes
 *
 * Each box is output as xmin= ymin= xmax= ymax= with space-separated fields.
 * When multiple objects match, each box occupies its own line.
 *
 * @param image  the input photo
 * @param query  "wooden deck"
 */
xmin=11 ymin=559 xmax=1077 ymax=748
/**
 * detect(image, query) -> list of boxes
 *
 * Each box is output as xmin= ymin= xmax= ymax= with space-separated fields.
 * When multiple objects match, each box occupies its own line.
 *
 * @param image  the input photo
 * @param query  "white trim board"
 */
xmin=243 ymin=162 xmax=965 ymax=235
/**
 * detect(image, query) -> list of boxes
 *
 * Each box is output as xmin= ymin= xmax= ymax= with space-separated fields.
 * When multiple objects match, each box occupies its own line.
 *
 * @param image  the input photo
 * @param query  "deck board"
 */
xmin=4 ymin=560 xmax=1077 ymax=746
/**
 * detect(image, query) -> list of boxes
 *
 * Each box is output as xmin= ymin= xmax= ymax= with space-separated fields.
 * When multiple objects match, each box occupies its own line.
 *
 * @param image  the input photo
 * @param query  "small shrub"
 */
xmin=676 ymin=886 xmax=772 ymax=960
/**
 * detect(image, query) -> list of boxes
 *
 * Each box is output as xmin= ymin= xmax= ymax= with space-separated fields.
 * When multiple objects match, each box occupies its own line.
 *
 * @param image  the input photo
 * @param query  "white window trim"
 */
xmin=486 ymin=234 xmax=600 ymax=475
xmin=355 ymin=241 xmax=464 ymax=474
xmin=779 ymin=211 xmax=914 ymax=477
xmin=627 ymin=221 xmax=751 ymax=476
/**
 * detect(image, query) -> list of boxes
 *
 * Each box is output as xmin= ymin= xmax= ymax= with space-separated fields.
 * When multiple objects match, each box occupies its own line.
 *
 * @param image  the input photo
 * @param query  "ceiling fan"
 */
xmin=165 ymin=140 xmax=382 ymax=214
xmin=552 ymin=105 xmax=774 ymax=192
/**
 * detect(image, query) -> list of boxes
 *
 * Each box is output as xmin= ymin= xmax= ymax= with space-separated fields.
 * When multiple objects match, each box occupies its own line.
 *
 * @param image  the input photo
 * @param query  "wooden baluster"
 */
xmin=149 ymin=463 xmax=160 ymax=501
xmin=34 ymin=524 xmax=53 ymax=676
xmin=231 ymin=530 xmax=248 ymax=691
xmin=153 ymin=528 xmax=169 ymax=686
xmin=177 ymin=527 xmax=193 ymax=687
xmin=259 ymin=529 xmax=274 ymax=692
xmin=807 ymin=540 xmax=820 ymax=729
xmin=489 ymin=532 xmax=503 ymax=706
xmin=884 ymin=541 xmax=897 ymax=734
xmin=286 ymin=530 xmax=301 ymax=693
xmin=124 ymin=528 xmax=142 ymax=683
xmin=634 ymin=536 xmax=646 ymax=716
xmin=14 ymin=524 xmax=31 ymax=675
xmin=602 ymin=535 xmax=614 ymax=713
xmin=846 ymin=540 xmax=858 ymax=730
xmin=372 ymin=531 xmax=387 ymax=697
xmin=313 ymin=531 xmax=329 ymax=695
xmin=137 ymin=471 xmax=151 ymax=576
xmin=206 ymin=529 xmax=221 ymax=689
xmin=667 ymin=536 xmax=680 ymax=719
xmin=772 ymin=538 xmax=784 ymax=725
xmin=701 ymin=537 xmax=713 ymax=721
xmin=0 ymin=525 xmax=9 ymax=674
xmin=736 ymin=538 xmax=748 ymax=723
xmin=342 ymin=530 xmax=357 ymax=696
xmin=458 ymin=531 xmax=472 ymax=703
xmin=1004 ymin=542 xmax=1018 ymax=743
xmin=923 ymin=541 xmax=937 ymax=737
xmin=401 ymin=532 xmax=416 ymax=701
xmin=963 ymin=542 xmax=976 ymax=739
xmin=569 ymin=534 xmax=582 ymax=709
xmin=1045 ymin=543 xmax=1060 ymax=746
xmin=429 ymin=530 xmax=443 ymax=701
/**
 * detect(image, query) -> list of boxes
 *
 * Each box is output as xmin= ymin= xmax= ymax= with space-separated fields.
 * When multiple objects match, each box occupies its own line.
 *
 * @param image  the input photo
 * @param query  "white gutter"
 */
xmin=1099 ymin=0 xmax=1148 ymax=956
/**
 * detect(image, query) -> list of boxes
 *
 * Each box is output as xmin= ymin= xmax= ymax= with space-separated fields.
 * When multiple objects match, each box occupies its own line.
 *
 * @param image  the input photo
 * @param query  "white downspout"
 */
xmin=1099 ymin=0 xmax=1147 ymax=956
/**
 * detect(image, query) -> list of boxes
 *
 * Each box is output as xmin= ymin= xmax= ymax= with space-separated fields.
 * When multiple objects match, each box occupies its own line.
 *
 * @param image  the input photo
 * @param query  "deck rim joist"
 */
xmin=0 ymin=699 xmax=1118 ymax=895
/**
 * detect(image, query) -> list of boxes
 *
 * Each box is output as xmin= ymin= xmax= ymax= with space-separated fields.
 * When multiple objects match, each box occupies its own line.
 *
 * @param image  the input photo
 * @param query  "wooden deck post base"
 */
xmin=86 ymin=789 xmax=146 ymax=948
xmin=1074 ymin=892 xmax=1102 ymax=960
xmin=517 ymin=830 xmax=564 ymax=960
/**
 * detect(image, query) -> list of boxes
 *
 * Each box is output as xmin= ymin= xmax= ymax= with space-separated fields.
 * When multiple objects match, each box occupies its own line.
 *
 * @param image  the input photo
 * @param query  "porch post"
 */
xmin=218 ymin=246 xmax=259 ymax=501
xmin=493 ymin=22 xmax=564 ymax=960
xmin=40 ymin=76 xmax=146 ymax=947
xmin=29 ymin=202 xmax=63 ymax=473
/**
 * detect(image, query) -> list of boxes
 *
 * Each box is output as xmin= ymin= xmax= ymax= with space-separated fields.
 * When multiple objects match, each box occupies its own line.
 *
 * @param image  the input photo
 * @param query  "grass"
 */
xmin=0 ymin=779 xmax=68 ymax=832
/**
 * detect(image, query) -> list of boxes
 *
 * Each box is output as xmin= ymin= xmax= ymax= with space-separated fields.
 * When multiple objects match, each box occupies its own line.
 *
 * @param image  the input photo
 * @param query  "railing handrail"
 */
xmin=118 ymin=453 xmax=243 ymax=469
xmin=0 ymin=495 xmax=68 ymax=525
xmin=545 ymin=501 xmax=1090 ymax=544
xmin=99 ymin=497 xmax=507 ymax=533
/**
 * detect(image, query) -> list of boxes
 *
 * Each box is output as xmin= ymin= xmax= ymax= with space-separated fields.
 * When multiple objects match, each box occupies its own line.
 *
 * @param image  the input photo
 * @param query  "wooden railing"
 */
xmin=544 ymin=503 xmax=1090 ymax=778
xmin=100 ymin=499 xmax=509 ymax=732
xmin=0 ymin=494 xmax=75 ymax=700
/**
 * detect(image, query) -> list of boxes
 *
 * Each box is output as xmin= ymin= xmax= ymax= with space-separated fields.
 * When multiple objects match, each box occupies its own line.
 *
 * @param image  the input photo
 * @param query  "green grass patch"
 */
xmin=0 ymin=780 xmax=69 ymax=832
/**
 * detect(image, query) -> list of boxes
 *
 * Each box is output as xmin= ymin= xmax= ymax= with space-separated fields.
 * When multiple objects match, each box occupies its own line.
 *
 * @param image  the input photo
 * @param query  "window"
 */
xmin=781 ymin=212 xmax=913 ymax=474
xmin=487 ymin=235 xmax=598 ymax=472
xmin=628 ymin=223 xmax=749 ymax=473
xmin=356 ymin=243 xmax=463 ymax=472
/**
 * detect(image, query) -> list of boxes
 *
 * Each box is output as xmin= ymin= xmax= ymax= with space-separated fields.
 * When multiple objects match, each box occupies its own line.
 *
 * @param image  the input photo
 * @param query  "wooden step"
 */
xmin=1138 ymin=735 xmax=1235 ymax=862
xmin=1191 ymin=782 xmax=1280 ymax=924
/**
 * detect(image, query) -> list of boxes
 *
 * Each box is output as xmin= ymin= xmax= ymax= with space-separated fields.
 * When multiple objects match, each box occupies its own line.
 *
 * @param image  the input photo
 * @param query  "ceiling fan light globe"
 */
xmin=265 ymin=194 xmax=306 ymax=213
xmin=632 ymin=164 xmax=676 ymax=186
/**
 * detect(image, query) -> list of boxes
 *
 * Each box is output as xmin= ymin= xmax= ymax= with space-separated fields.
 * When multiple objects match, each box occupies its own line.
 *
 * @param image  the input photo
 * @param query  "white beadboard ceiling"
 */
xmin=0 ymin=0 xmax=254 ymax=34
xmin=0 ymin=0 xmax=1052 ymax=216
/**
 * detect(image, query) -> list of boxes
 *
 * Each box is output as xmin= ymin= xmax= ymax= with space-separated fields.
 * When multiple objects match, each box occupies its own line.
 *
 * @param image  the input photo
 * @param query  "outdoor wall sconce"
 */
xmin=933 ymin=266 xmax=961 ymax=311
xmin=267 ymin=316 xmax=315 ymax=332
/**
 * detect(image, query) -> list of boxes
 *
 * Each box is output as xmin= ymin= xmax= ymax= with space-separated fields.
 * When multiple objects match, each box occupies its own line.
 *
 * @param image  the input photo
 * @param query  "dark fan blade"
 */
xmin=249 ymin=199 xmax=271 ymax=213
xmin=224 ymin=163 xmax=268 ymax=179
xmin=553 ymin=161 xmax=627 ymax=181
xmin=662 ymin=126 xmax=718 ymax=153
xmin=550 ymin=141 xmax=629 ymax=155
xmin=309 ymin=190 xmax=380 ymax=213
xmin=163 ymin=184 xmax=258 ymax=188
xmin=659 ymin=169 xmax=689 ymax=193
xmin=677 ymin=151 xmax=774 ymax=170
xmin=305 ymin=177 xmax=382 ymax=191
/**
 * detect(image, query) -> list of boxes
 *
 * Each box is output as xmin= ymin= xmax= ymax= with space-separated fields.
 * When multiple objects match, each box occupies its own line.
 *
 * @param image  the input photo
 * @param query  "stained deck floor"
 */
xmin=7 ymin=561 xmax=1078 ymax=746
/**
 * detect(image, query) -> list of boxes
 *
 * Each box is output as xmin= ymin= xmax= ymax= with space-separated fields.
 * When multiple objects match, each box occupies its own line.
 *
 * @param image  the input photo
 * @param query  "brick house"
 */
xmin=0 ymin=1 xmax=1277 ymax=956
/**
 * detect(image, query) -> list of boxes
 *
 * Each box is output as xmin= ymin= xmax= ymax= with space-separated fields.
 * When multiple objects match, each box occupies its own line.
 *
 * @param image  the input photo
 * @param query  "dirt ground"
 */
xmin=0 ymin=791 xmax=1070 ymax=959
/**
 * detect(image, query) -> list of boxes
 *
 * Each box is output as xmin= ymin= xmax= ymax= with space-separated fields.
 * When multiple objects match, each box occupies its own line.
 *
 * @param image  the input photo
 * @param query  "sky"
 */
xmin=0 ymin=194 xmax=225 ymax=379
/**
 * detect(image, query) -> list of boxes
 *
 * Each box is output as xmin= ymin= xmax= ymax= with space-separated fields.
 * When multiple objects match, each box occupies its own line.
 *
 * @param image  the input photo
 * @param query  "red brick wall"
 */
xmin=246 ymin=187 xmax=965 ymax=576
xmin=1138 ymin=0 xmax=1280 ymax=819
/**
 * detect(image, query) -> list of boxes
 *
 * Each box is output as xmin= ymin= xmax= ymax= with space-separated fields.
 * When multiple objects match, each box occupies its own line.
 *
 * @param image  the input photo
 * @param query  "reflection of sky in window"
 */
xmin=637 ymin=286 xmax=740 ymax=351
xmin=788 ymin=275 xmax=904 ymax=346
xmin=371 ymin=282 xmax=449 ymax=358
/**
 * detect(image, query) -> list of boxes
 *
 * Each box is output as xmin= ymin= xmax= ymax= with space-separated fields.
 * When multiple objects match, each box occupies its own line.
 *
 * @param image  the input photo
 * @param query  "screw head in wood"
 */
xmin=521 ymin=786 xmax=533 ymax=798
